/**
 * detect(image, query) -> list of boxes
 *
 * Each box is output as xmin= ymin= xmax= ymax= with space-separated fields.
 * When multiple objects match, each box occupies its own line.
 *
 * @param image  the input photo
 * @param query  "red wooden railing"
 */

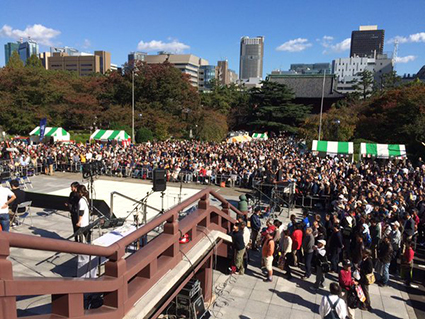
xmin=0 ymin=188 xmax=243 ymax=319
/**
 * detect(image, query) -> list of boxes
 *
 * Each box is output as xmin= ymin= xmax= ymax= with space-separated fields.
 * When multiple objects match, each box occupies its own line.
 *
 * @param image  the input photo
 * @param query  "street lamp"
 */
xmin=132 ymin=70 xmax=135 ymax=143
xmin=334 ymin=119 xmax=341 ymax=140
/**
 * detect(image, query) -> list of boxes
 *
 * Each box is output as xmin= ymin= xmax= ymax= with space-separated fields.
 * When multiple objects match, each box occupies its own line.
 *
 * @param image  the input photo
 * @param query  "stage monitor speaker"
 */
xmin=153 ymin=169 xmax=167 ymax=192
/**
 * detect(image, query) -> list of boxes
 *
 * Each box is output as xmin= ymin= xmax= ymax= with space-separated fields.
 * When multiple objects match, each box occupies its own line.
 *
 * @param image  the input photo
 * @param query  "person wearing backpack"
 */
xmin=319 ymin=282 xmax=348 ymax=319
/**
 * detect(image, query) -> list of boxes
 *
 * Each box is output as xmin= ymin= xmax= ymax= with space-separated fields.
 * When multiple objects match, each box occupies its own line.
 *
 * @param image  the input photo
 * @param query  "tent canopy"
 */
xmin=226 ymin=135 xmax=252 ymax=143
xmin=312 ymin=140 xmax=354 ymax=154
xmin=360 ymin=143 xmax=406 ymax=158
xmin=29 ymin=127 xmax=70 ymax=142
xmin=252 ymin=133 xmax=268 ymax=140
xmin=90 ymin=129 xmax=130 ymax=142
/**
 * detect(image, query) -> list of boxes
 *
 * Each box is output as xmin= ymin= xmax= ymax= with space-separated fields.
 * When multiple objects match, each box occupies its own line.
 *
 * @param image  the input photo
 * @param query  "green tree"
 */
xmin=6 ymin=51 xmax=23 ymax=69
xmin=352 ymin=70 xmax=375 ymax=100
xmin=25 ymin=54 xmax=43 ymax=68
xmin=136 ymin=127 xmax=154 ymax=143
xmin=248 ymin=80 xmax=311 ymax=133
xmin=379 ymin=71 xmax=402 ymax=91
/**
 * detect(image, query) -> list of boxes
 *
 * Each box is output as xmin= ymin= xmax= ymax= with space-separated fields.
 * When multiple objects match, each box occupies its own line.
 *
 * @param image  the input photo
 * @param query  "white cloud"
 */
xmin=389 ymin=32 xmax=425 ymax=44
xmin=394 ymin=55 xmax=417 ymax=64
xmin=0 ymin=24 xmax=60 ymax=46
xmin=137 ymin=39 xmax=190 ymax=53
xmin=82 ymin=39 xmax=91 ymax=48
xmin=321 ymin=37 xmax=351 ymax=54
xmin=276 ymin=38 xmax=312 ymax=52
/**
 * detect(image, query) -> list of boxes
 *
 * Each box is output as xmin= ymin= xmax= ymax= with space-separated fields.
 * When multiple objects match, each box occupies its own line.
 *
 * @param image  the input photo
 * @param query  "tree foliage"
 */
xmin=6 ymin=51 xmax=23 ymax=69
xmin=248 ymin=80 xmax=311 ymax=133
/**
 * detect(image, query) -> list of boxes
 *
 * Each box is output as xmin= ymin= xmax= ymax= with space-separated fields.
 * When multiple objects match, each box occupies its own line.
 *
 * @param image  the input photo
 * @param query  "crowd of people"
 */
xmin=1 ymin=137 xmax=424 ymax=318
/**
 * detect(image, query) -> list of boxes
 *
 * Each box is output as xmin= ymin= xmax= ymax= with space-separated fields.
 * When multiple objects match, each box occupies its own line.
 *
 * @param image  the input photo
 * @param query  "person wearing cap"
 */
xmin=339 ymin=260 xmax=356 ymax=319
xmin=250 ymin=207 xmax=262 ymax=251
xmin=310 ymin=239 xmax=328 ymax=291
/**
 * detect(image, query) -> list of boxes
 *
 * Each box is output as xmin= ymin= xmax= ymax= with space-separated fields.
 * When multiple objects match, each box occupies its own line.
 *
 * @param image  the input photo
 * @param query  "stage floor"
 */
xmin=30 ymin=174 xmax=201 ymax=221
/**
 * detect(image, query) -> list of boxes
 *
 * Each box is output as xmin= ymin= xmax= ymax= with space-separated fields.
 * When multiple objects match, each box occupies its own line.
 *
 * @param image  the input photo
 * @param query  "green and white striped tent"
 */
xmin=360 ymin=143 xmax=407 ymax=158
xmin=29 ymin=127 xmax=70 ymax=142
xmin=90 ymin=129 xmax=131 ymax=144
xmin=252 ymin=133 xmax=268 ymax=140
xmin=312 ymin=140 xmax=354 ymax=155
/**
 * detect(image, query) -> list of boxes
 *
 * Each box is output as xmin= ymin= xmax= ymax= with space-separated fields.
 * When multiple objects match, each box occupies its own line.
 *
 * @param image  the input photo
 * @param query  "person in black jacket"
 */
xmin=66 ymin=182 xmax=80 ymax=241
xmin=329 ymin=223 xmax=343 ymax=272
xmin=250 ymin=207 xmax=262 ymax=251
xmin=9 ymin=180 xmax=26 ymax=214
xmin=377 ymin=236 xmax=393 ymax=287
xmin=231 ymin=223 xmax=246 ymax=275
xmin=359 ymin=249 xmax=374 ymax=311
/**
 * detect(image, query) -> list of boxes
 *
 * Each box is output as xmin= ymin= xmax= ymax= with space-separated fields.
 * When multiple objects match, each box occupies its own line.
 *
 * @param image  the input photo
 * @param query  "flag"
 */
xmin=40 ymin=118 xmax=47 ymax=140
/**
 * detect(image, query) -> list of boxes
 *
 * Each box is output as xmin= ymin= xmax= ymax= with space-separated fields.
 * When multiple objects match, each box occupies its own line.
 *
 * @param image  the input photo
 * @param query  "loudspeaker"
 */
xmin=153 ymin=169 xmax=167 ymax=192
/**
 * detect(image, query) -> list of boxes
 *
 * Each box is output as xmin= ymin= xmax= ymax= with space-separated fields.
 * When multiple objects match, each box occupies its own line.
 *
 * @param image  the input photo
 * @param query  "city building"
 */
xmin=332 ymin=55 xmax=393 ymax=94
xmin=39 ymin=52 xmax=51 ymax=69
xmin=350 ymin=25 xmax=385 ymax=58
xmin=128 ymin=51 xmax=147 ymax=68
xmin=239 ymin=36 xmax=264 ymax=80
xmin=401 ymin=65 xmax=425 ymax=84
xmin=143 ymin=53 xmax=209 ymax=88
xmin=17 ymin=38 xmax=39 ymax=65
xmin=198 ymin=65 xmax=217 ymax=91
xmin=45 ymin=51 xmax=111 ymax=76
xmin=217 ymin=60 xmax=238 ymax=86
xmin=50 ymin=46 xmax=80 ymax=56
xmin=290 ymin=63 xmax=331 ymax=75
xmin=4 ymin=42 xmax=19 ymax=65
xmin=267 ymin=73 xmax=345 ymax=113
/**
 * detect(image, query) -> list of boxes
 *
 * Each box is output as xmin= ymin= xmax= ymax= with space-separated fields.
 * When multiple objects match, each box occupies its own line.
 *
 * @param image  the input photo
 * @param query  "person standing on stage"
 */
xmin=76 ymin=185 xmax=90 ymax=243
xmin=66 ymin=182 xmax=80 ymax=241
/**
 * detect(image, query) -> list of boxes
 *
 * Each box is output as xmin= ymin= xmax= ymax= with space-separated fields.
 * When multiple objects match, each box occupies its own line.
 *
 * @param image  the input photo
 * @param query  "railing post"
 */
xmin=198 ymin=193 xmax=209 ymax=210
xmin=0 ymin=234 xmax=17 ymax=319
xmin=103 ymin=246 xmax=127 ymax=316
xmin=222 ymin=201 xmax=230 ymax=215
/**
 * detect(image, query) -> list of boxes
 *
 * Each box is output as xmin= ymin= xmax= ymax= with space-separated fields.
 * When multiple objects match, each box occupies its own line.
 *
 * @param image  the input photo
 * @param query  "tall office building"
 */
xmin=4 ymin=42 xmax=19 ymax=65
xmin=350 ymin=25 xmax=385 ymax=58
xmin=18 ymin=38 xmax=39 ymax=65
xmin=239 ymin=36 xmax=264 ymax=80
xmin=199 ymin=65 xmax=217 ymax=91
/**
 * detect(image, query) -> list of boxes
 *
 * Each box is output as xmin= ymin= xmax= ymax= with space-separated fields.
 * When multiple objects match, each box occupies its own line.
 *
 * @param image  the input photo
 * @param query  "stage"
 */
xmin=29 ymin=173 xmax=202 ymax=221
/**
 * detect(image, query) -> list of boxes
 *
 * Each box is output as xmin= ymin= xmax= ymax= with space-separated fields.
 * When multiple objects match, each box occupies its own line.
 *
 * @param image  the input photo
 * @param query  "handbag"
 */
xmin=347 ymin=287 xmax=360 ymax=309
xmin=366 ymin=272 xmax=376 ymax=285
xmin=355 ymin=285 xmax=366 ymax=303
xmin=319 ymin=259 xmax=331 ymax=273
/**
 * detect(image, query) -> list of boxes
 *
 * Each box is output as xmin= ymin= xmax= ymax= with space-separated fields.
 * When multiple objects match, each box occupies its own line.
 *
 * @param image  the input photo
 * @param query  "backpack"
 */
xmin=324 ymin=296 xmax=340 ymax=319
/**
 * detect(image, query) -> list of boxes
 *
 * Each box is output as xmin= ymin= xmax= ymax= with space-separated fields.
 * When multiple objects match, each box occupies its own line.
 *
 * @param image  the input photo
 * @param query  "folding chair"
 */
xmin=10 ymin=201 xmax=33 ymax=227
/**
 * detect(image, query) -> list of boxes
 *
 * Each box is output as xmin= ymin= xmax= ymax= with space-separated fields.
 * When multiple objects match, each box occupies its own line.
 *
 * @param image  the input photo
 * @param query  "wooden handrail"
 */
xmin=0 ymin=187 xmax=244 ymax=319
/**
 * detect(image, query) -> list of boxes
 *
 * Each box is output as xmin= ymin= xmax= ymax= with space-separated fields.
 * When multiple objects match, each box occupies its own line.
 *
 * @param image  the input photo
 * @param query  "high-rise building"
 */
xmin=18 ymin=38 xmax=39 ymax=65
xmin=143 ymin=53 xmax=209 ymax=88
xmin=239 ymin=36 xmax=264 ymax=80
xmin=4 ymin=42 xmax=19 ymax=65
xmin=350 ymin=25 xmax=385 ymax=58
xmin=45 ymin=51 xmax=111 ymax=76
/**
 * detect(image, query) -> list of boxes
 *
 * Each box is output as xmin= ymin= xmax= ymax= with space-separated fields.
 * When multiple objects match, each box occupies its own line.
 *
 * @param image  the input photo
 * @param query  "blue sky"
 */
xmin=1 ymin=0 xmax=424 ymax=76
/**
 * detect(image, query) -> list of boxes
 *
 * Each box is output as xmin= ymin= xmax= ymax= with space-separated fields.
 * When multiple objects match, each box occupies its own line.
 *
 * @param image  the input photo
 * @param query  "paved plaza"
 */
xmin=5 ymin=174 xmax=425 ymax=318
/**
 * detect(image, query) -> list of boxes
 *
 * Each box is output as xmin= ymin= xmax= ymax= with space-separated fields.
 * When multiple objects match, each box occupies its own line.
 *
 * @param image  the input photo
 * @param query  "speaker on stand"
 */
xmin=153 ymin=169 xmax=167 ymax=192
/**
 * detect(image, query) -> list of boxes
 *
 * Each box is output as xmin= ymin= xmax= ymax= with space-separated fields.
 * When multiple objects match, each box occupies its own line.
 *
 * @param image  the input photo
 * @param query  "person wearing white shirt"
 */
xmin=76 ymin=185 xmax=90 ymax=242
xmin=319 ymin=283 xmax=348 ymax=319
xmin=0 ymin=186 xmax=16 ymax=232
